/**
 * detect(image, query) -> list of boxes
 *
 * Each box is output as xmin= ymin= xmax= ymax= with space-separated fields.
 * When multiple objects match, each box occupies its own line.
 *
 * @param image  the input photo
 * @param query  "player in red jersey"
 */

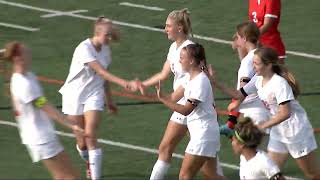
xmin=249 ymin=0 xmax=286 ymax=62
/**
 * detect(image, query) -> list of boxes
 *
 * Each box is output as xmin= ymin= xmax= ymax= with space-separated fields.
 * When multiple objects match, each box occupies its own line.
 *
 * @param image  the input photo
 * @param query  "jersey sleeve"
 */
xmin=16 ymin=79 xmax=43 ymax=104
xmin=187 ymin=80 xmax=208 ymax=102
xmin=274 ymin=79 xmax=295 ymax=104
xmin=265 ymin=0 xmax=280 ymax=18
xmin=78 ymin=44 xmax=97 ymax=64
xmin=242 ymin=75 xmax=258 ymax=96
xmin=241 ymin=59 xmax=255 ymax=78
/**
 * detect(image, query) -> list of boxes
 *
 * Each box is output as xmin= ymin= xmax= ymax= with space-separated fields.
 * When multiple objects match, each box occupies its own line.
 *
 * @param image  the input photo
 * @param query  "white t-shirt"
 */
xmin=59 ymin=38 xmax=111 ymax=103
xmin=184 ymin=72 xmax=217 ymax=124
xmin=239 ymin=150 xmax=280 ymax=179
xmin=237 ymin=49 xmax=270 ymax=124
xmin=10 ymin=72 xmax=56 ymax=145
xmin=243 ymin=74 xmax=313 ymax=143
xmin=167 ymin=39 xmax=193 ymax=91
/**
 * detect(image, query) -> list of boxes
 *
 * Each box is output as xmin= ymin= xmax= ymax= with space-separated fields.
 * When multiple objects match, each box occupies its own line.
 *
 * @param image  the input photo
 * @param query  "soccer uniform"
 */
xmin=184 ymin=72 xmax=220 ymax=157
xmin=59 ymin=38 xmax=112 ymax=115
xmin=249 ymin=0 xmax=286 ymax=58
xmin=10 ymin=72 xmax=63 ymax=162
xmin=237 ymin=49 xmax=271 ymax=133
xmin=167 ymin=39 xmax=194 ymax=125
xmin=243 ymin=74 xmax=317 ymax=158
xmin=239 ymin=150 xmax=281 ymax=179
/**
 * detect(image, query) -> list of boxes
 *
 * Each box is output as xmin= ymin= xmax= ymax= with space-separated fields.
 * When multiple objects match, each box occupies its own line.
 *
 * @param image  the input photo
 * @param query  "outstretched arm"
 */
xmin=87 ymin=60 xmax=137 ymax=91
xmin=34 ymin=98 xmax=84 ymax=134
xmin=156 ymin=81 xmax=195 ymax=116
xmin=142 ymin=60 xmax=171 ymax=87
xmin=258 ymin=101 xmax=291 ymax=129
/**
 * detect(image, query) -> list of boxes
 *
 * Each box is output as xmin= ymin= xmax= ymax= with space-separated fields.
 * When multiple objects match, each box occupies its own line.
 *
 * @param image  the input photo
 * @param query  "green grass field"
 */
xmin=0 ymin=0 xmax=319 ymax=179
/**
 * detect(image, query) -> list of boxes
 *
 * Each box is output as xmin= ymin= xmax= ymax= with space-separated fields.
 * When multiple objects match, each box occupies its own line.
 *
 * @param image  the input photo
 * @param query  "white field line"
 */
xmin=0 ymin=120 xmax=303 ymax=180
xmin=0 ymin=0 xmax=319 ymax=60
xmin=41 ymin=9 xmax=88 ymax=18
xmin=0 ymin=22 xmax=39 ymax=32
xmin=119 ymin=2 xmax=165 ymax=11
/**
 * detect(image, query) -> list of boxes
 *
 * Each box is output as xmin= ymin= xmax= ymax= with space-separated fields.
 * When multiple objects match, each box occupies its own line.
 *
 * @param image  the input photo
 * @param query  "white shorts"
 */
xmin=185 ymin=140 xmax=220 ymax=157
xmin=25 ymin=139 xmax=64 ymax=163
xmin=170 ymin=111 xmax=187 ymax=125
xmin=186 ymin=119 xmax=220 ymax=157
xmin=62 ymin=96 xmax=104 ymax=115
xmin=268 ymin=133 xmax=318 ymax=158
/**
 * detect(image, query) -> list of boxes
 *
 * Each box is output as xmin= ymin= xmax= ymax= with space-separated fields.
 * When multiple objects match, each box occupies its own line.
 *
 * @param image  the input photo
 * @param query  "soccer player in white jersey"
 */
xmin=232 ymin=117 xmax=284 ymax=180
xmin=156 ymin=43 xmax=223 ymax=180
xmin=138 ymin=9 xmax=223 ymax=179
xmin=4 ymin=42 xmax=84 ymax=179
xmin=59 ymin=17 xmax=138 ymax=179
xmin=221 ymin=22 xmax=271 ymax=149
xmin=212 ymin=47 xmax=320 ymax=179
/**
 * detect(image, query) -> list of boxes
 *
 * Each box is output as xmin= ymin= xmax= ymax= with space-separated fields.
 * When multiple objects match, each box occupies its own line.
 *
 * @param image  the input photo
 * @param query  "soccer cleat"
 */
xmin=86 ymin=160 xmax=91 ymax=180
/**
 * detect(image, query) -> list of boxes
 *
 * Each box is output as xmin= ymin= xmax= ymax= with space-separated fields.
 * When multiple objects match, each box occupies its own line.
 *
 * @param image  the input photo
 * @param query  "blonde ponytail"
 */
xmin=168 ymin=8 xmax=193 ymax=37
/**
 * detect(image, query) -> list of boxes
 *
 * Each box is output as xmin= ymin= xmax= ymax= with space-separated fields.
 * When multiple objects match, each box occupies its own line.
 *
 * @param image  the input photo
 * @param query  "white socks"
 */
xmin=76 ymin=144 xmax=89 ymax=161
xmin=150 ymin=159 xmax=171 ymax=180
xmin=216 ymin=156 xmax=224 ymax=176
xmin=88 ymin=148 xmax=103 ymax=180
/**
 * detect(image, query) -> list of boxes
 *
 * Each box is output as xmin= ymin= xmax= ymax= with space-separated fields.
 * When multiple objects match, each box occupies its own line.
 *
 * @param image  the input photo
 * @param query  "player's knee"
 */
xmin=159 ymin=142 xmax=174 ymax=156
xmin=179 ymin=170 xmax=192 ymax=180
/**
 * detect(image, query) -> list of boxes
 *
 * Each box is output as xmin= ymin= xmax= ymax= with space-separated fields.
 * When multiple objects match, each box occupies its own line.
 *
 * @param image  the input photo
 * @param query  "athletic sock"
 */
xmin=88 ymin=148 xmax=103 ymax=180
xmin=150 ymin=159 xmax=171 ymax=180
xmin=216 ymin=156 xmax=224 ymax=176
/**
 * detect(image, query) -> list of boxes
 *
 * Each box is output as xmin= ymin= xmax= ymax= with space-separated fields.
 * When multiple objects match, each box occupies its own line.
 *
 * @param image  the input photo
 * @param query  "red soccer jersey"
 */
xmin=249 ymin=0 xmax=286 ymax=58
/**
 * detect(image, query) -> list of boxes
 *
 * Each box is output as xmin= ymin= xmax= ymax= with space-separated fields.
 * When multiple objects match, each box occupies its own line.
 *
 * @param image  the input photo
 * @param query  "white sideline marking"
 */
xmin=0 ymin=120 xmax=303 ymax=180
xmin=0 ymin=22 xmax=39 ymax=32
xmin=119 ymin=2 xmax=165 ymax=11
xmin=0 ymin=0 xmax=319 ymax=60
xmin=41 ymin=9 xmax=88 ymax=18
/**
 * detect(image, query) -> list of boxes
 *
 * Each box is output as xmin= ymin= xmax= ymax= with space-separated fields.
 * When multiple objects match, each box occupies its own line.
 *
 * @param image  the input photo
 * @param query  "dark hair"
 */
xmin=184 ymin=43 xmax=207 ymax=69
xmin=234 ymin=117 xmax=263 ymax=149
xmin=236 ymin=22 xmax=260 ymax=45
xmin=254 ymin=47 xmax=300 ymax=97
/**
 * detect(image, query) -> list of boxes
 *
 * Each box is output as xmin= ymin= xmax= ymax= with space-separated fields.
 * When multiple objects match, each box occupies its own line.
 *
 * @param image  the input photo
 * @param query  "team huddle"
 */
xmin=1 ymin=0 xmax=320 ymax=179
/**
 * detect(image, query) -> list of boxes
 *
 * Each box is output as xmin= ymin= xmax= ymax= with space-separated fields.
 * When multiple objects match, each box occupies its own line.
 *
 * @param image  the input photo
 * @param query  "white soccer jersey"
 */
xmin=243 ymin=74 xmax=314 ymax=143
xmin=184 ymin=72 xmax=218 ymax=123
xmin=184 ymin=72 xmax=220 ymax=142
xmin=59 ymin=38 xmax=112 ymax=103
xmin=167 ymin=39 xmax=193 ymax=91
xmin=237 ymin=49 xmax=270 ymax=125
xmin=10 ymin=72 xmax=56 ymax=145
xmin=239 ymin=150 xmax=280 ymax=179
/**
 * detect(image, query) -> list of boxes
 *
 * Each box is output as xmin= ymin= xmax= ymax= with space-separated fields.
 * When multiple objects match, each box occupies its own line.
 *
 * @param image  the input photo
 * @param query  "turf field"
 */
xmin=0 ymin=0 xmax=319 ymax=179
